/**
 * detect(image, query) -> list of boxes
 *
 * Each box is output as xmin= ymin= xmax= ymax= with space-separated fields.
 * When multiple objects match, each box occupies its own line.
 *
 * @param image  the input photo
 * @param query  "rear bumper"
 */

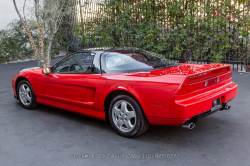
xmin=147 ymin=82 xmax=237 ymax=126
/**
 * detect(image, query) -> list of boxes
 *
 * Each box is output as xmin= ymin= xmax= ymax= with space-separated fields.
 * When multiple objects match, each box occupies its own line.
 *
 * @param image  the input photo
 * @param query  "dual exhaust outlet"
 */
xmin=182 ymin=104 xmax=231 ymax=129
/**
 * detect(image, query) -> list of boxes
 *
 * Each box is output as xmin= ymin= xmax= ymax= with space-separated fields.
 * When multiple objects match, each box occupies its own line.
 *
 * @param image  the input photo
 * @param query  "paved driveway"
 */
xmin=0 ymin=58 xmax=250 ymax=166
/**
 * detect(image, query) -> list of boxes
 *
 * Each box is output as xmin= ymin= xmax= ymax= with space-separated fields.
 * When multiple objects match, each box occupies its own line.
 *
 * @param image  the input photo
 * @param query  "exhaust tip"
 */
xmin=182 ymin=122 xmax=196 ymax=129
xmin=225 ymin=104 xmax=231 ymax=110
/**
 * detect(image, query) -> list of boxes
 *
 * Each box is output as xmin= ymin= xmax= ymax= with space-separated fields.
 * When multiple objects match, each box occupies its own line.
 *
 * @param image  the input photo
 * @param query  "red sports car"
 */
xmin=12 ymin=48 xmax=237 ymax=137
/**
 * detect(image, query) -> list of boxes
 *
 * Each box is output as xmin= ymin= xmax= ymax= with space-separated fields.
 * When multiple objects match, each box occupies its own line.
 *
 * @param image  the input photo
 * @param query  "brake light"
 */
xmin=228 ymin=66 xmax=232 ymax=78
xmin=178 ymin=78 xmax=190 ymax=95
xmin=178 ymin=67 xmax=232 ymax=95
xmin=189 ymin=67 xmax=228 ymax=83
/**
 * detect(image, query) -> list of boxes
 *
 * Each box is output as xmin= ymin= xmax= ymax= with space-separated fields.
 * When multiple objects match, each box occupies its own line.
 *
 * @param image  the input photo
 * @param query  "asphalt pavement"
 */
xmin=0 ymin=57 xmax=250 ymax=166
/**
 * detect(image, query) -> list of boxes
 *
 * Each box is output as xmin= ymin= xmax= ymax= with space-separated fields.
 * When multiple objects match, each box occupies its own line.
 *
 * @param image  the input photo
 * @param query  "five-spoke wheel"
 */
xmin=112 ymin=100 xmax=137 ymax=132
xmin=19 ymin=84 xmax=32 ymax=106
xmin=109 ymin=94 xmax=150 ymax=137
xmin=17 ymin=80 xmax=37 ymax=109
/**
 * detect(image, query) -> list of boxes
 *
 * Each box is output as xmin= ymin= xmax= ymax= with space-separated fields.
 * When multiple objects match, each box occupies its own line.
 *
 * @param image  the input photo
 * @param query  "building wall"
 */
xmin=0 ymin=1 xmax=22 ymax=30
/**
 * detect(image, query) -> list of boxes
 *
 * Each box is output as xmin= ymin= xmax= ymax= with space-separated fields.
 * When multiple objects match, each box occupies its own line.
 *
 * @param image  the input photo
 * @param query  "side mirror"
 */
xmin=42 ymin=67 xmax=51 ymax=74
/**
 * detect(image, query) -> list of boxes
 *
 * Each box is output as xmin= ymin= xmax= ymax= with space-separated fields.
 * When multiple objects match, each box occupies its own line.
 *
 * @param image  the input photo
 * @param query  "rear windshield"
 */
xmin=101 ymin=50 xmax=178 ymax=74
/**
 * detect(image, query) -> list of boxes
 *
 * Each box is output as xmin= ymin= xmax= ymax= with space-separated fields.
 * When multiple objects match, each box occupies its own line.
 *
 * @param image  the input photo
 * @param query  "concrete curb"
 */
xmin=237 ymin=71 xmax=250 ymax=73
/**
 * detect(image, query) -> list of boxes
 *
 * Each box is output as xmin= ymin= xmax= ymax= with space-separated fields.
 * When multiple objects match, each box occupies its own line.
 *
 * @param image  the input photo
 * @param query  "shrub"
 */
xmin=74 ymin=0 xmax=250 ymax=67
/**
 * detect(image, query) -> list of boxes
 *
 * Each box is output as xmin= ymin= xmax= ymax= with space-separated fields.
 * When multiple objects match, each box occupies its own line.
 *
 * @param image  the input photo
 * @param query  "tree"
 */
xmin=13 ymin=0 xmax=71 ymax=67
xmin=0 ymin=20 xmax=34 ymax=63
xmin=78 ymin=0 xmax=249 ymax=68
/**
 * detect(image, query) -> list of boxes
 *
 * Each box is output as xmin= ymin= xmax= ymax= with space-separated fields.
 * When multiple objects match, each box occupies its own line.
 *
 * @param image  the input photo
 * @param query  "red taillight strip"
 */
xmin=178 ymin=67 xmax=232 ymax=95
xmin=188 ymin=66 xmax=229 ymax=83
xmin=178 ymin=78 xmax=190 ymax=95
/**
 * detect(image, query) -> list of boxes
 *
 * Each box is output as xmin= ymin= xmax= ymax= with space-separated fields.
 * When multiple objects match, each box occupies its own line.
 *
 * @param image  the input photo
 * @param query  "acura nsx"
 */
xmin=12 ymin=48 xmax=237 ymax=137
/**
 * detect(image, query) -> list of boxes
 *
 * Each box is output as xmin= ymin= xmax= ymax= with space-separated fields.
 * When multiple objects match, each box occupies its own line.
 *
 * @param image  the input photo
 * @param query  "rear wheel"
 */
xmin=17 ymin=80 xmax=37 ymax=109
xmin=109 ymin=94 xmax=150 ymax=137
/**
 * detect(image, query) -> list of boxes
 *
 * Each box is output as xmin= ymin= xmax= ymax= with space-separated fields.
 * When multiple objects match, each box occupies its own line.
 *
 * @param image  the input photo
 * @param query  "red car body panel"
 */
xmin=12 ymin=63 xmax=238 ymax=126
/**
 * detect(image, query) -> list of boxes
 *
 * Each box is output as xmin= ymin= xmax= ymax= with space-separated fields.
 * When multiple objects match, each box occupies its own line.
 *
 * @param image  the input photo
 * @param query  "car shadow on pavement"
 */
xmin=28 ymin=103 xmax=112 ymax=129
xmin=16 ymin=101 xmax=235 ymax=142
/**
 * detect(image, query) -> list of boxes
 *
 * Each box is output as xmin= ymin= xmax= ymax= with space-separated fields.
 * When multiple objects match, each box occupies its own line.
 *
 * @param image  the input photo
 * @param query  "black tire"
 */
xmin=108 ymin=94 xmax=150 ymax=138
xmin=17 ymin=80 xmax=37 ymax=109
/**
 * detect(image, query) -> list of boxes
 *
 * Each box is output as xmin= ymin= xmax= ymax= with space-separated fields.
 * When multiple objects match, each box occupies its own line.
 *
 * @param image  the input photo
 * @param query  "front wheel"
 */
xmin=109 ymin=95 xmax=150 ymax=137
xmin=17 ymin=80 xmax=37 ymax=109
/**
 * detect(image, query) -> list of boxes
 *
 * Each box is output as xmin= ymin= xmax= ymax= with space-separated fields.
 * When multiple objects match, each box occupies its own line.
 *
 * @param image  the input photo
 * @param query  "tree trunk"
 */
xmin=45 ymin=37 xmax=54 ymax=67
xmin=13 ymin=0 xmax=41 ymax=67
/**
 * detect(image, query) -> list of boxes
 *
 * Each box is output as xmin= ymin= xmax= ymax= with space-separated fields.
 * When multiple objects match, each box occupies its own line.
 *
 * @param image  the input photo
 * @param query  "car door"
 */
xmin=36 ymin=52 xmax=95 ymax=111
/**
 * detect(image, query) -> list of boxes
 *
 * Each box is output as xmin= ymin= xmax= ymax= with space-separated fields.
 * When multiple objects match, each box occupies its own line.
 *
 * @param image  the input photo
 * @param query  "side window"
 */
xmin=51 ymin=52 xmax=95 ymax=74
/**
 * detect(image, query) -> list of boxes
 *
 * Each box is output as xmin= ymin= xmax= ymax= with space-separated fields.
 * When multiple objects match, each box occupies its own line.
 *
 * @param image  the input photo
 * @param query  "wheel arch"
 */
xmin=16 ymin=77 xmax=30 ymax=100
xmin=104 ymin=90 xmax=147 ymax=122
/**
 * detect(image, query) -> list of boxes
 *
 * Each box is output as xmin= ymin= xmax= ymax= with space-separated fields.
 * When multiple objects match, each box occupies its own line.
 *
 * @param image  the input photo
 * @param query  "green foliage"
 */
xmin=0 ymin=21 xmax=34 ymax=63
xmin=75 ymin=0 xmax=250 ymax=65
xmin=50 ymin=16 xmax=71 ymax=58
xmin=0 ymin=19 xmax=70 ymax=63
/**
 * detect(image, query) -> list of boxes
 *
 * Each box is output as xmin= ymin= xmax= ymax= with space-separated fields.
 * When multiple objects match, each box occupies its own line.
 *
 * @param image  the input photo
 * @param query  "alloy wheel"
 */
xmin=111 ymin=100 xmax=137 ymax=132
xmin=19 ymin=83 xmax=32 ymax=106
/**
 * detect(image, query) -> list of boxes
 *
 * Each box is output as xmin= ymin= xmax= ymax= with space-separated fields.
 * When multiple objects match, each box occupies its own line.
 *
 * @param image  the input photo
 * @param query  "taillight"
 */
xmin=228 ymin=66 xmax=232 ymax=78
xmin=178 ymin=78 xmax=190 ymax=95
xmin=178 ymin=67 xmax=231 ymax=95
xmin=179 ymin=78 xmax=211 ymax=95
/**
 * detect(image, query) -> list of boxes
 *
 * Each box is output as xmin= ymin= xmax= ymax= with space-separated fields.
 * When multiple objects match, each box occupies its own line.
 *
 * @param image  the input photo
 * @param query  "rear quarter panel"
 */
xmin=104 ymin=74 xmax=185 ymax=118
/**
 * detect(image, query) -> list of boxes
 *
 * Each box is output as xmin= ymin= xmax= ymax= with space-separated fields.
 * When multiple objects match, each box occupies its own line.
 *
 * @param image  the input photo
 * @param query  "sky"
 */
xmin=0 ymin=0 xmax=23 ymax=30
